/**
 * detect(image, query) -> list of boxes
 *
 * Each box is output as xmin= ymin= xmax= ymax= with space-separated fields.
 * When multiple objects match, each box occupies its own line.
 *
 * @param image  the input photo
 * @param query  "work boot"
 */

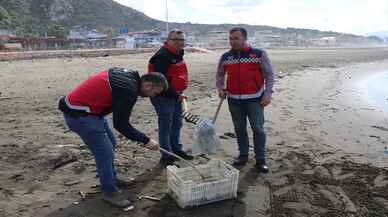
xmin=102 ymin=190 xmax=132 ymax=208
xmin=233 ymin=155 xmax=248 ymax=167
xmin=173 ymin=150 xmax=194 ymax=160
xmin=116 ymin=175 xmax=135 ymax=187
xmin=256 ymin=159 xmax=269 ymax=174
xmin=159 ymin=157 xmax=175 ymax=167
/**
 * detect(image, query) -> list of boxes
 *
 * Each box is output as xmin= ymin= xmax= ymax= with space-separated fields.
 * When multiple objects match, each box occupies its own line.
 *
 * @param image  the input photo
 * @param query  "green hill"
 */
xmin=0 ymin=0 xmax=161 ymax=36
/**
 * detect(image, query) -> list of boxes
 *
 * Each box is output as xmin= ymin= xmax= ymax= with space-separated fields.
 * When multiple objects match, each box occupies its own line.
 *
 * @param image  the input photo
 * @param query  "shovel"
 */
xmin=181 ymin=98 xmax=224 ymax=156
xmin=212 ymin=98 xmax=224 ymax=124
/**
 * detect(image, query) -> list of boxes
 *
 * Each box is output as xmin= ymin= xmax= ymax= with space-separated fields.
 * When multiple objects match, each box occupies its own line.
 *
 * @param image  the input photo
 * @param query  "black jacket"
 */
xmin=148 ymin=43 xmax=188 ymax=98
xmin=58 ymin=67 xmax=150 ymax=144
xmin=109 ymin=68 xmax=150 ymax=144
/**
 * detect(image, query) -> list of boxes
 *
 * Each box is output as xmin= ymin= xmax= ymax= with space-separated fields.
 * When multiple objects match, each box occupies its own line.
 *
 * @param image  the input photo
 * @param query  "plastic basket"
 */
xmin=167 ymin=159 xmax=239 ymax=208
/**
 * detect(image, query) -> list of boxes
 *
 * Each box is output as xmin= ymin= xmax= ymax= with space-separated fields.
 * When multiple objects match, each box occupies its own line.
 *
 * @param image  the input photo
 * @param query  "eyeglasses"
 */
xmin=169 ymin=38 xmax=185 ymax=41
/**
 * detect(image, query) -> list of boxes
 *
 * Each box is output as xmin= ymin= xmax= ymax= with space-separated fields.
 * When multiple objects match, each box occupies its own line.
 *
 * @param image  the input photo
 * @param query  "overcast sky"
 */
xmin=113 ymin=0 xmax=388 ymax=35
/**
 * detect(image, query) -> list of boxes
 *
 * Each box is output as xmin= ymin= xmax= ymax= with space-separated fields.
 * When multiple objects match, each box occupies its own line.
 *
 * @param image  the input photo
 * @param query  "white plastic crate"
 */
xmin=167 ymin=159 xmax=239 ymax=208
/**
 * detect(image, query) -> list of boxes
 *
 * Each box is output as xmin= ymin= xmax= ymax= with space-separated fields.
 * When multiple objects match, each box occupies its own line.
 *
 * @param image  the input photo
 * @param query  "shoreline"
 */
xmin=186 ymin=59 xmax=388 ymax=166
xmin=268 ymin=60 xmax=388 ymax=164
xmin=363 ymin=71 xmax=388 ymax=113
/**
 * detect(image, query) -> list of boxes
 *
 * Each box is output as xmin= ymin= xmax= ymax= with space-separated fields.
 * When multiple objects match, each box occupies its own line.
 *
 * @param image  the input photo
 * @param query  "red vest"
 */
xmin=148 ymin=43 xmax=188 ymax=92
xmin=66 ymin=70 xmax=112 ymax=115
xmin=221 ymin=47 xmax=265 ymax=99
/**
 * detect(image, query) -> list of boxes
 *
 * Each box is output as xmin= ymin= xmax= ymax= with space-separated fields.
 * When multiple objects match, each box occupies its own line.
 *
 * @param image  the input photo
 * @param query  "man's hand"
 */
xmin=218 ymin=89 xmax=227 ymax=99
xmin=144 ymin=139 xmax=159 ymax=151
xmin=260 ymin=96 xmax=272 ymax=107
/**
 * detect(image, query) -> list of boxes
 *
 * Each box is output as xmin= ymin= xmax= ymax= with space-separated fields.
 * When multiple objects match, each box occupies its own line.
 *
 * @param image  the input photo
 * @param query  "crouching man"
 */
xmin=58 ymin=67 xmax=168 ymax=207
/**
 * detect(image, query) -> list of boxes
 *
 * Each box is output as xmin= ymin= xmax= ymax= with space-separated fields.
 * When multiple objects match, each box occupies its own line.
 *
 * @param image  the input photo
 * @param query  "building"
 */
xmin=68 ymin=26 xmax=107 ymax=48
xmin=86 ymin=30 xmax=108 ymax=48
xmin=197 ymin=31 xmax=229 ymax=48
xmin=113 ymin=35 xmax=135 ymax=49
xmin=128 ymin=30 xmax=162 ymax=48
xmin=309 ymin=36 xmax=336 ymax=47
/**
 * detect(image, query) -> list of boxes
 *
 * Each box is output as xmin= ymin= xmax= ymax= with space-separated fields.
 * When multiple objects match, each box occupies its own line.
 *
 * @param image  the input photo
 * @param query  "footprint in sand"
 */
xmin=281 ymin=107 xmax=293 ymax=117
xmin=296 ymin=119 xmax=322 ymax=131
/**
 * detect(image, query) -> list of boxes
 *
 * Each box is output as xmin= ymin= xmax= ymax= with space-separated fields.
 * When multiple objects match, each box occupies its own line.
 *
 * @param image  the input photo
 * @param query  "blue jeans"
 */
xmin=151 ymin=96 xmax=183 ymax=158
xmin=63 ymin=113 xmax=118 ymax=196
xmin=228 ymin=99 xmax=266 ymax=162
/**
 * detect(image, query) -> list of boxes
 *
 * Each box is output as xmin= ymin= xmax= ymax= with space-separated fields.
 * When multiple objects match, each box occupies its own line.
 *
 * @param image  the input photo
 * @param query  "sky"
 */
xmin=113 ymin=0 xmax=388 ymax=35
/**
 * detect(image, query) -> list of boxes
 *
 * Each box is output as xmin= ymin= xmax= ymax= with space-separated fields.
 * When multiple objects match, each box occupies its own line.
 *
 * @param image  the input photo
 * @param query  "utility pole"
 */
xmin=166 ymin=0 xmax=169 ymax=34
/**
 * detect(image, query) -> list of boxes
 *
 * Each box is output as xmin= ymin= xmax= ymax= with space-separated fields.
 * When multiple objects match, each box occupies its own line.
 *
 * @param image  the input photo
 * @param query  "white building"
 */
xmin=113 ymin=35 xmax=135 ymax=49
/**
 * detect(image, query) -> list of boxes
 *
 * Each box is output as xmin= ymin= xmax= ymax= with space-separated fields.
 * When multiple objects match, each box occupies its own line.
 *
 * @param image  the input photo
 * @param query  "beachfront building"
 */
xmin=127 ymin=30 xmax=162 ymax=48
xmin=195 ymin=30 xmax=229 ymax=48
xmin=309 ymin=37 xmax=337 ymax=47
xmin=113 ymin=35 xmax=135 ymax=49
xmin=254 ymin=30 xmax=285 ymax=47
xmin=68 ymin=26 xmax=107 ymax=48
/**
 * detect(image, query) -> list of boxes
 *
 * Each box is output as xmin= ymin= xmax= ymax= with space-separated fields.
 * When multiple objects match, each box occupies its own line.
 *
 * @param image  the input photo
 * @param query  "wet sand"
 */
xmin=1 ymin=47 xmax=388 ymax=217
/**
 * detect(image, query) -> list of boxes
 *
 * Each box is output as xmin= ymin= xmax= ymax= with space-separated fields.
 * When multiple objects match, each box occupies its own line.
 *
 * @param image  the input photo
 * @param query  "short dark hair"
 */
xmin=230 ymin=27 xmax=248 ymax=39
xmin=168 ymin=29 xmax=185 ymax=39
xmin=141 ymin=72 xmax=168 ymax=91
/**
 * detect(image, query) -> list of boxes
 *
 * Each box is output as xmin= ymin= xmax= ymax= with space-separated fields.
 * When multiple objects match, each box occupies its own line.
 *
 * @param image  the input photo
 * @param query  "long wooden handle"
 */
xmin=212 ymin=98 xmax=224 ymax=124
xmin=159 ymin=147 xmax=205 ymax=179
xmin=182 ymin=98 xmax=188 ymax=112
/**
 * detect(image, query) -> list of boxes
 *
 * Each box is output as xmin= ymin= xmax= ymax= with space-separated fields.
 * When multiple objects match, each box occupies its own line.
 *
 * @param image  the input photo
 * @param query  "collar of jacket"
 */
xmin=231 ymin=46 xmax=252 ymax=53
xmin=163 ymin=42 xmax=181 ymax=55
xmin=133 ymin=70 xmax=142 ymax=93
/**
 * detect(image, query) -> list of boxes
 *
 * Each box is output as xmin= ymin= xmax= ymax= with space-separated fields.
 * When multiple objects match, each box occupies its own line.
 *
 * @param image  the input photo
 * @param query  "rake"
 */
xmin=181 ymin=98 xmax=224 ymax=125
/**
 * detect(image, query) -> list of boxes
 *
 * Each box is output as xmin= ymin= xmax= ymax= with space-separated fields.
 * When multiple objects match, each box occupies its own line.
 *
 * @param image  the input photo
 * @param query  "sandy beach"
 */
xmin=1 ymin=47 xmax=388 ymax=217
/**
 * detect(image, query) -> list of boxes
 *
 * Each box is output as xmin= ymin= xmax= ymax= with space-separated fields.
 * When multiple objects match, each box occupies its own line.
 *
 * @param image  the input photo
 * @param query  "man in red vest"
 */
xmin=216 ymin=27 xmax=275 ymax=173
xmin=58 ymin=68 xmax=168 ymax=207
xmin=148 ymin=29 xmax=193 ymax=166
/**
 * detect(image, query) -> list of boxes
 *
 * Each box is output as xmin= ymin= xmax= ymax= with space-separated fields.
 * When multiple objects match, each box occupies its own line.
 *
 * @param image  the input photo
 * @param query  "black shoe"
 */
xmin=159 ymin=157 xmax=175 ymax=167
xmin=233 ymin=155 xmax=248 ymax=167
xmin=256 ymin=161 xmax=269 ymax=173
xmin=173 ymin=150 xmax=194 ymax=160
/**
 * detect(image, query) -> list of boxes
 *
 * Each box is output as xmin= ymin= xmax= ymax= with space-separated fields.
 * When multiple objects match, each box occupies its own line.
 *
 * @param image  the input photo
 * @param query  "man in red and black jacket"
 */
xmin=58 ymin=67 xmax=168 ymax=208
xmin=216 ymin=27 xmax=275 ymax=173
xmin=148 ymin=29 xmax=193 ymax=166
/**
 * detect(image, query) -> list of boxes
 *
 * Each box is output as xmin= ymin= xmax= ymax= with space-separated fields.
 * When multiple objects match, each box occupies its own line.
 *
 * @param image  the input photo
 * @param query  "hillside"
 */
xmin=0 ymin=0 xmax=382 ymax=46
xmin=365 ymin=31 xmax=388 ymax=40
xmin=0 ymin=0 xmax=161 ymax=36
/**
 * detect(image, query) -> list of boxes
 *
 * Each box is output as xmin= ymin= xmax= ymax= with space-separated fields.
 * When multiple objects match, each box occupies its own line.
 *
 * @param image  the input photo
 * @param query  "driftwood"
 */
xmin=52 ymin=152 xmax=78 ymax=170
xmin=138 ymin=195 xmax=161 ymax=201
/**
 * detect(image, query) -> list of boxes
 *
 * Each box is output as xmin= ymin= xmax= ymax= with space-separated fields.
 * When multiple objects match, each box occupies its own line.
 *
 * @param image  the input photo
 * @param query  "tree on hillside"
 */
xmin=47 ymin=24 xmax=68 ymax=38
xmin=0 ymin=6 xmax=10 ymax=28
